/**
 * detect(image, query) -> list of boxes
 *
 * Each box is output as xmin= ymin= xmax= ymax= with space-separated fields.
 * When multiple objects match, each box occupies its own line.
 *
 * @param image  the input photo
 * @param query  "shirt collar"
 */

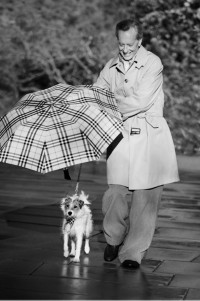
xmin=110 ymin=45 xmax=148 ymax=69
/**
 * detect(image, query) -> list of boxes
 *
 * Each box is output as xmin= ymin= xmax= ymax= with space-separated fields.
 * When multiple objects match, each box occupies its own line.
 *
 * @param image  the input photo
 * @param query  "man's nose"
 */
xmin=123 ymin=45 xmax=128 ymax=53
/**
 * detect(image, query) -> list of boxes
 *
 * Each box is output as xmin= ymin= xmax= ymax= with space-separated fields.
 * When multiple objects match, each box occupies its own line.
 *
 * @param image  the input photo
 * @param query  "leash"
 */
xmin=75 ymin=163 xmax=82 ymax=194
xmin=63 ymin=163 xmax=82 ymax=197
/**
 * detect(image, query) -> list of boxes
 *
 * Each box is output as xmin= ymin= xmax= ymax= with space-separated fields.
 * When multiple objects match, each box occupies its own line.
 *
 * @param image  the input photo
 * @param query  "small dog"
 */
xmin=61 ymin=190 xmax=93 ymax=262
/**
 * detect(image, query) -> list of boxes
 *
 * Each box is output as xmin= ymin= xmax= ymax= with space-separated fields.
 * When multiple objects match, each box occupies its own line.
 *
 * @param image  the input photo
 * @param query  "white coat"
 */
xmin=94 ymin=46 xmax=179 ymax=189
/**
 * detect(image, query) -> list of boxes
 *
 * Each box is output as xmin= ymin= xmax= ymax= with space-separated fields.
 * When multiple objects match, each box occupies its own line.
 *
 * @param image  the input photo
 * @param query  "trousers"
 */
xmin=102 ymin=184 xmax=163 ymax=263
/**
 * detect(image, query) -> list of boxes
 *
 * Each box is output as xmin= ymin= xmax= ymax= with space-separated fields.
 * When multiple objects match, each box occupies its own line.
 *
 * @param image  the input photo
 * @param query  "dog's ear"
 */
xmin=78 ymin=200 xmax=84 ymax=208
xmin=61 ymin=196 xmax=71 ymax=211
xmin=79 ymin=190 xmax=91 ymax=205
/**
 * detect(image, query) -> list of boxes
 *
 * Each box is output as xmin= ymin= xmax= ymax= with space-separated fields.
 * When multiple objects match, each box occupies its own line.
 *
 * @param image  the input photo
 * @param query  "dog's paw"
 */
xmin=69 ymin=251 xmax=75 ymax=257
xmin=72 ymin=257 xmax=80 ymax=262
xmin=84 ymin=245 xmax=90 ymax=254
xmin=64 ymin=250 xmax=69 ymax=258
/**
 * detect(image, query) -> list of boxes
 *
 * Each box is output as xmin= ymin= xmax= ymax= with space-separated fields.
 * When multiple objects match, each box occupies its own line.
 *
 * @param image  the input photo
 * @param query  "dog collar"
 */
xmin=66 ymin=217 xmax=76 ymax=227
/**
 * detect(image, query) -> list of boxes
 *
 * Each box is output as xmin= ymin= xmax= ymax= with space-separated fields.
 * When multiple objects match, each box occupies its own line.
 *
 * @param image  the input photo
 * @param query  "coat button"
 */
xmin=125 ymin=79 xmax=128 ymax=83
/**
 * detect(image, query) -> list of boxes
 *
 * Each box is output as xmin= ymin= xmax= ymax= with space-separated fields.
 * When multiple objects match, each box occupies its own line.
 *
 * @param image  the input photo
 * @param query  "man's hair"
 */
xmin=115 ymin=18 xmax=143 ymax=40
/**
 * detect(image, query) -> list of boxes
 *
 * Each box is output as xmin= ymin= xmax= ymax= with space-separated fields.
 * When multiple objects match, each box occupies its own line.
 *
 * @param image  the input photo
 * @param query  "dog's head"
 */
xmin=61 ymin=190 xmax=91 ymax=219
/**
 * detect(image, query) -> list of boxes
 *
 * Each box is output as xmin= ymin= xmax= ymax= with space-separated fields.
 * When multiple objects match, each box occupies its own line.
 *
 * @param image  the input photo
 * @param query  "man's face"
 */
xmin=118 ymin=27 xmax=141 ymax=61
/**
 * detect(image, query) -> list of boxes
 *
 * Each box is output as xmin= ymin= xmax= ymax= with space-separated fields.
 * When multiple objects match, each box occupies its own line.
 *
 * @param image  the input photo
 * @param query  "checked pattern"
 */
xmin=0 ymin=84 xmax=123 ymax=174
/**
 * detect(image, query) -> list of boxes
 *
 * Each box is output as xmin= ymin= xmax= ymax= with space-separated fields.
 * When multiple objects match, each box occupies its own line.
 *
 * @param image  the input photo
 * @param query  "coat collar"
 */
xmin=110 ymin=45 xmax=149 ymax=69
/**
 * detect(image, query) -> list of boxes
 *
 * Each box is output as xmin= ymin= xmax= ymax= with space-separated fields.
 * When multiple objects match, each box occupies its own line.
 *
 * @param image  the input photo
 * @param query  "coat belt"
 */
xmin=136 ymin=112 xmax=163 ymax=128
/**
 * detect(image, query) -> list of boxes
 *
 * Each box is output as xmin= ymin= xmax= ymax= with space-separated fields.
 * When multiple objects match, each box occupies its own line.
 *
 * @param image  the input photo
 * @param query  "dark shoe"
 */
xmin=122 ymin=260 xmax=140 ymax=269
xmin=104 ymin=244 xmax=120 ymax=262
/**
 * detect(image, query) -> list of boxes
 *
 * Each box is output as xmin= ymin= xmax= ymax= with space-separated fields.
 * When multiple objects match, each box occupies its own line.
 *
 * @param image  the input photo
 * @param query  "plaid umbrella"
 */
xmin=0 ymin=84 xmax=122 ymax=174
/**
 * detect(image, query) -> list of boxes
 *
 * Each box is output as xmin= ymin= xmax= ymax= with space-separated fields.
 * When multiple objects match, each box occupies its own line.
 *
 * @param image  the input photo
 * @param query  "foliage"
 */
xmin=0 ymin=0 xmax=200 ymax=154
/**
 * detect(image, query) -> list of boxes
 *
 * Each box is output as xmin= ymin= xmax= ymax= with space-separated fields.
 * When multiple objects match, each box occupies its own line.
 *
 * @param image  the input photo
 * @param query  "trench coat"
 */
xmin=94 ymin=46 xmax=179 ymax=190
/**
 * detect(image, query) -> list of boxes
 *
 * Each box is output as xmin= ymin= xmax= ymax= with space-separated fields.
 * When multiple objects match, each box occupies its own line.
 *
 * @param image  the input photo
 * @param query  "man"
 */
xmin=94 ymin=18 xmax=179 ymax=269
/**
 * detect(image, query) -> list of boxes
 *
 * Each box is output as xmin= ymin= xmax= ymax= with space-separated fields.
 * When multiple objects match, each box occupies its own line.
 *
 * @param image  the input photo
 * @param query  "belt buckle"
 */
xmin=130 ymin=127 xmax=141 ymax=135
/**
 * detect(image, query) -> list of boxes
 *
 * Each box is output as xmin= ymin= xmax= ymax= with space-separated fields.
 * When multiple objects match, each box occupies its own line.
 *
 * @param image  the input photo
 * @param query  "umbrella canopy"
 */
xmin=0 ymin=84 xmax=122 ymax=174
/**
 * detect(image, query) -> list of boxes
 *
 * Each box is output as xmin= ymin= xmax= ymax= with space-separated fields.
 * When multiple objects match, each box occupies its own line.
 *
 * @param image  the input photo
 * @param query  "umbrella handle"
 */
xmin=75 ymin=163 xmax=82 ymax=194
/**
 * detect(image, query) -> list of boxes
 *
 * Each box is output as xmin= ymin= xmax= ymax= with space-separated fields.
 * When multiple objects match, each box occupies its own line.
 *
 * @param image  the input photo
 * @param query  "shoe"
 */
xmin=104 ymin=244 xmax=120 ymax=262
xmin=121 ymin=260 xmax=140 ymax=269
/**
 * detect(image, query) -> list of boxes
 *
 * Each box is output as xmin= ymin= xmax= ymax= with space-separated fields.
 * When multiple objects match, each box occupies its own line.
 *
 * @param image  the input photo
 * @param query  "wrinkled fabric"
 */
xmin=102 ymin=184 xmax=163 ymax=263
xmin=94 ymin=46 xmax=179 ymax=189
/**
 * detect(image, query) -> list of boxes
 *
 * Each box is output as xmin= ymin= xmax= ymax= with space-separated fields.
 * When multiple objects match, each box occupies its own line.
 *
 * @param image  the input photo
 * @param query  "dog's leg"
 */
xmin=73 ymin=234 xmax=83 ymax=262
xmin=84 ymin=238 xmax=90 ymax=254
xmin=84 ymin=216 xmax=93 ymax=254
xmin=63 ymin=232 xmax=69 ymax=258
xmin=70 ymin=239 xmax=76 ymax=257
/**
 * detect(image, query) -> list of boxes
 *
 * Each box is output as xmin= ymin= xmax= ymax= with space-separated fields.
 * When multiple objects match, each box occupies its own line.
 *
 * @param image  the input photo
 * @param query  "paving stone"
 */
xmin=155 ymin=260 xmax=200 ymax=275
xmin=155 ymin=227 xmax=200 ymax=240
xmin=0 ymin=246 xmax=70 ymax=263
xmin=152 ymin=236 xmax=200 ymax=250
xmin=193 ymin=255 xmax=200 ymax=263
xmin=158 ymin=208 xmax=200 ymax=223
xmin=186 ymin=288 xmax=200 ymax=300
xmin=170 ymin=274 xmax=200 ymax=289
xmin=146 ymin=247 xmax=199 ymax=262
xmin=160 ymin=198 xmax=200 ymax=209
xmin=0 ymin=288 xmax=85 ymax=300
xmin=33 ymin=261 xmax=173 ymax=286
xmin=157 ymin=219 xmax=200 ymax=230
xmin=0 ymin=259 xmax=43 ymax=276
xmin=0 ymin=274 xmax=187 ymax=300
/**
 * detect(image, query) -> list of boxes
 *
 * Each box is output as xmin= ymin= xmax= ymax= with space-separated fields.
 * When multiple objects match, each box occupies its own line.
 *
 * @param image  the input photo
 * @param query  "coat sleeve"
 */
xmin=117 ymin=56 xmax=164 ymax=118
xmin=93 ymin=61 xmax=111 ymax=90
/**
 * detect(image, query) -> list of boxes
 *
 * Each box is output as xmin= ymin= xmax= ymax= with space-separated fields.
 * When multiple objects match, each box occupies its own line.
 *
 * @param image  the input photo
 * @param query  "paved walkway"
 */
xmin=0 ymin=155 xmax=200 ymax=300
